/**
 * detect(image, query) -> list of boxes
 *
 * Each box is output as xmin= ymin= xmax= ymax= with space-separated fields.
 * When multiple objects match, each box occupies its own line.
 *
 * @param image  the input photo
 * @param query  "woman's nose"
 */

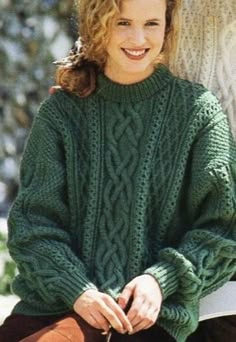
xmin=129 ymin=28 xmax=146 ymax=45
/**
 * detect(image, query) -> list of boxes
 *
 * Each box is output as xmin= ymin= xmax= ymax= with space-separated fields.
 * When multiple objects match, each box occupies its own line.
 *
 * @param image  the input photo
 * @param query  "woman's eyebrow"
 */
xmin=146 ymin=18 xmax=161 ymax=22
xmin=117 ymin=17 xmax=132 ymax=21
xmin=117 ymin=17 xmax=161 ymax=22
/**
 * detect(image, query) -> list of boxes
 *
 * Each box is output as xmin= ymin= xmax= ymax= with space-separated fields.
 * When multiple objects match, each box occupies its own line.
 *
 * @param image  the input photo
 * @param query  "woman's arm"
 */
xmin=7 ymin=97 xmax=133 ymax=333
xmin=7 ymin=99 xmax=97 ymax=309
xmin=119 ymin=98 xmax=236 ymax=336
xmin=145 ymin=111 xmax=236 ymax=299
xmin=144 ymin=107 xmax=236 ymax=335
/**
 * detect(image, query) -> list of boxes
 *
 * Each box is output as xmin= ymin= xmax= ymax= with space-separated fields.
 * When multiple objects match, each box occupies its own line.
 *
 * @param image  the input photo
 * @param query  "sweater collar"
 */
xmin=96 ymin=64 xmax=172 ymax=102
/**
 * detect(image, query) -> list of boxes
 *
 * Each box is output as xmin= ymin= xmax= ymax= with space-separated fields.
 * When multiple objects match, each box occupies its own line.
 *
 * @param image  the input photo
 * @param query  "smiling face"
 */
xmin=104 ymin=0 xmax=167 ymax=84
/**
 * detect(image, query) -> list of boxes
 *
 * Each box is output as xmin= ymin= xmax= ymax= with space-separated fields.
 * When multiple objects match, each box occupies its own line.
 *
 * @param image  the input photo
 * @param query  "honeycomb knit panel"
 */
xmin=169 ymin=0 xmax=236 ymax=136
xmin=7 ymin=65 xmax=236 ymax=342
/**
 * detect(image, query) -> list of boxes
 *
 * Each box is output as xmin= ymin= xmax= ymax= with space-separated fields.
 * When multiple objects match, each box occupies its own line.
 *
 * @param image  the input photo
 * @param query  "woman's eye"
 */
xmin=117 ymin=21 xmax=130 ymax=26
xmin=146 ymin=21 xmax=159 ymax=26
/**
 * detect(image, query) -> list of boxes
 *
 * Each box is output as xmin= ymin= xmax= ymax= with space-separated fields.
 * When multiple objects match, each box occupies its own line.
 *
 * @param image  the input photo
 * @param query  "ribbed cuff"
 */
xmin=144 ymin=261 xmax=178 ymax=300
xmin=55 ymin=271 xmax=98 ymax=308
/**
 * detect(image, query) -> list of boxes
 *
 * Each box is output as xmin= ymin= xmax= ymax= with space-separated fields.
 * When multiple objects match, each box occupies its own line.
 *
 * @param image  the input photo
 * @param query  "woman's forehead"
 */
xmin=119 ymin=0 xmax=167 ymax=18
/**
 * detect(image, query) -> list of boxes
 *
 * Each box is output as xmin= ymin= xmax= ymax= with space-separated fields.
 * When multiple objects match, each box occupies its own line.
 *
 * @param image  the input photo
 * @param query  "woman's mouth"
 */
xmin=122 ymin=48 xmax=149 ymax=60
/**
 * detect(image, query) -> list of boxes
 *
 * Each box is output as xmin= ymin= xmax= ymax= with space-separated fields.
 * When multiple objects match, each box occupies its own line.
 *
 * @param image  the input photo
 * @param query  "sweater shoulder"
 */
xmin=170 ymin=75 xmax=225 ymax=126
xmin=36 ymin=90 xmax=86 ymax=126
xmin=174 ymin=75 xmax=221 ymax=109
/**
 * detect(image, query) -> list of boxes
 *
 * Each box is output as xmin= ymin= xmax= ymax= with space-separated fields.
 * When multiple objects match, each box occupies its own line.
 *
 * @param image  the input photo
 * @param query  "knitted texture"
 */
xmin=7 ymin=66 xmax=236 ymax=342
xmin=169 ymin=0 xmax=236 ymax=136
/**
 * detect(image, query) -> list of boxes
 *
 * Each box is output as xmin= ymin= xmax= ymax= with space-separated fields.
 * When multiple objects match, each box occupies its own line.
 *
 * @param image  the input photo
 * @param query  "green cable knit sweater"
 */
xmin=7 ymin=65 xmax=236 ymax=341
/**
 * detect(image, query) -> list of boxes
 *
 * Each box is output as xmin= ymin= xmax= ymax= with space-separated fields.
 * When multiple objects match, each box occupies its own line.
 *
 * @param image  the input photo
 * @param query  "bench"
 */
xmin=199 ymin=281 xmax=236 ymax=321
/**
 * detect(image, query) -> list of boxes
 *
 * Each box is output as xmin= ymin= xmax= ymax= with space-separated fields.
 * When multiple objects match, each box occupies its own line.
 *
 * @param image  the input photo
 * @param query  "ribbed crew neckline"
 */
xmin=96 ymin=64 xmax=172 ymax=102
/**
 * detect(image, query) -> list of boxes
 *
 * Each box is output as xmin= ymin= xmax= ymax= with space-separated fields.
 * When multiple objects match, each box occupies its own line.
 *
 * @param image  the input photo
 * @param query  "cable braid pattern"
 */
xmin=94 ymin=102 xmax=146 ymax=292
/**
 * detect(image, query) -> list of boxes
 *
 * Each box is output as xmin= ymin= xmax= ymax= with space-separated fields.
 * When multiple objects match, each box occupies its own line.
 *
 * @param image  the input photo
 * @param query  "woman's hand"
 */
xmin=118 ymin=274 xmax=163 ymax=334
xmin=73 ymin=289 xmax=133 ymax=334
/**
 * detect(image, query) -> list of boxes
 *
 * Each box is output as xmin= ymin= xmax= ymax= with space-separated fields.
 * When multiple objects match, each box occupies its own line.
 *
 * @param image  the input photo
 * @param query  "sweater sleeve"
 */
xmin=144 ymin=105 xmax=236 ymax=327
xmin=7 ymin=98 xmax=97 ymax=311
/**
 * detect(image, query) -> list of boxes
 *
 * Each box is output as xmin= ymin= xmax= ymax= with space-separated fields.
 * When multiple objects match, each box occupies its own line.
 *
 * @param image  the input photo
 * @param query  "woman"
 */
xmin=0 ymin=0 xmax=235 ymax=341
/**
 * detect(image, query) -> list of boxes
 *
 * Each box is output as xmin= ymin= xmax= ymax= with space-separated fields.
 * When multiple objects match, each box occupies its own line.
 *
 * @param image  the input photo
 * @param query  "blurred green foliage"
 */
xmin=0 ymin=231 xmax=17 ymax=295
xmin=0 ymin=0 xmax=76 ymax=295
xmin=0 ymin=0 xmax=75 ymax=215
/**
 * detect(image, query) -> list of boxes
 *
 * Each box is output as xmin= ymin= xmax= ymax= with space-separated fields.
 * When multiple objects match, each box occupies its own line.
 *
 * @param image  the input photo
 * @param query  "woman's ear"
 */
xmin=49 ymin=86 xmax=61 ymax=95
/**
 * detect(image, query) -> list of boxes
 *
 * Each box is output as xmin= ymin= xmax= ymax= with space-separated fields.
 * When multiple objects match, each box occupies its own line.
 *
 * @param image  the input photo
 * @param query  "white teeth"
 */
xmin=124 ymin=49 xmax=146 ymax=56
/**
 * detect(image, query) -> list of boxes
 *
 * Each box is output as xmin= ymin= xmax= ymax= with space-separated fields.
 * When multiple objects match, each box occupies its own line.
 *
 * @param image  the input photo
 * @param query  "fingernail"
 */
xmin=128 ymin=327 xmax=134 ymax=334
xmin=101 ymin=331 xmax=108 ymax=335
xmin=128 ymin=329 xmax=133 ymax=334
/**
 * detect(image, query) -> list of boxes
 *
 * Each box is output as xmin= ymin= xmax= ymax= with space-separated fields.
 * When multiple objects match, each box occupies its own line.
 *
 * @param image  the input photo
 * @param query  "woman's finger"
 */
xmin=84 ymin=313 xmax=105 ymax=330
xmin=99 ymin=298 xmax=132 ymax=334
xmin=118 ymin=283 xmax=134 ymax=310
xmin=131 ymin=307 xmax=160 ymax=333
xmin=103 ymin=295 xmax=133 ymax=333
xmin=89 ymin=311 xmax=110 ymax=332
xmin=126 ymin=296 xmax=147 ymax=327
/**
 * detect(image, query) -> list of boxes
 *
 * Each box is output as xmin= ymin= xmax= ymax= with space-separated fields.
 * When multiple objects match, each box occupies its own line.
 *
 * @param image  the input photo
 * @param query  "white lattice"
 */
xmin=169 ymin=0 xmax=236 ymax=136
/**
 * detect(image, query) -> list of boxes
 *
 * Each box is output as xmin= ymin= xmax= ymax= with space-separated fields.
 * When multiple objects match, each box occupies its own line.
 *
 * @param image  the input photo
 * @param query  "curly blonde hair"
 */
xmin=55 ymin=0 xmax=178 ymax=97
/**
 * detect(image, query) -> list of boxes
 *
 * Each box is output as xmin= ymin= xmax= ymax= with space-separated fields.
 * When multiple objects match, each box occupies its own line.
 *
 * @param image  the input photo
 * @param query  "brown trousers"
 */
xmin=0 ymin=312 xmax=235 ymax=342
xmin=0 ymin=312 xmax=174 ymax=342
